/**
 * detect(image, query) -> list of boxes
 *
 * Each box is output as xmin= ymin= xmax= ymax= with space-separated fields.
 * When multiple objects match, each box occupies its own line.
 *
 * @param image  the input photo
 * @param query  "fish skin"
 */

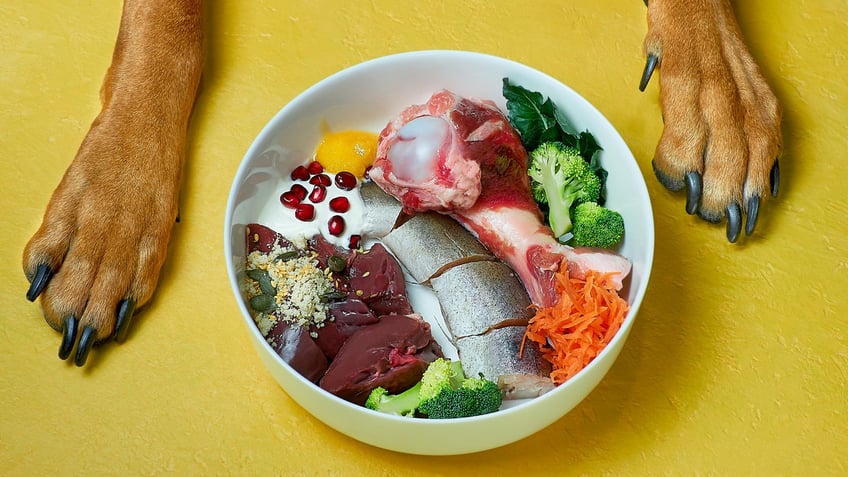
xmin=382 ymin=212 xmax=494 ymax=284
xmin=455 ymin=326 xmax=552 ymax=382
xmin=359 ymin=182 xmax=403 ymax=239
xmin=430 ymin=260 xmax=533 ymax=339
xmin=429 ymin=259 xmax=552 ymax=383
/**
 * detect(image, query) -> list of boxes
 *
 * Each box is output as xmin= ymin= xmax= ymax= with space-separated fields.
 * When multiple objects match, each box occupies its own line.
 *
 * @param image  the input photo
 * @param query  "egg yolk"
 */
xmin=314 ymin=130 xmax=379 ymax=178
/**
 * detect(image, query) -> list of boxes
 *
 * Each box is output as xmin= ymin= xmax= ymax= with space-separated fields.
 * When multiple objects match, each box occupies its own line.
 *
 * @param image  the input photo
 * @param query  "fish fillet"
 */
xmin=382 ymin=212 xmax=493 ymax=284
xmin=455 ymin=327 xmax=552 ymax=382
xmin=360 ymin=182 xmax=403 ymax=238
xmin=430 ymin=260 xmax=532 ymax=338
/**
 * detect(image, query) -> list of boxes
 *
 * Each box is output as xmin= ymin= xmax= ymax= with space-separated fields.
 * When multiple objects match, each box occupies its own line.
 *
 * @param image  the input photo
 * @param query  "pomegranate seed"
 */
xmin=348 ymin=234 xmax=362 ymax=249
xmin=280 ymin=191 xmax=301 ymax=209
xmin=363 ymin=166 xmax=372 ymax=181
xmin=335 ymin=171 xmax=357 ymax=190
xmin=329 ymin=196 xmax=350 ymax=213
xmin=290 ymin=165 xmax=310 ymax=181
xmin=290 ymin=183 xmax=308 ymax=201
xmin=307 ymin=161 xmax=324 ymax=175
xmin=309 ymin=173 xmax=331 ymax=187
xmin=309 ymin=185 xmax=327 ymax=203
xmin=294 ymin=203 xmax=315 ymax=221
xmin=327 ymin=215 xmax=345 ymax=236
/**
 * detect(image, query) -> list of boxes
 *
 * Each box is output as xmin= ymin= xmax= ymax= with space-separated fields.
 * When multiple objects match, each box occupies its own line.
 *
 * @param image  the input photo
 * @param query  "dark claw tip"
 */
xmin=114 ymin=298 xmax=136 ymax=343
xmin=58 ymin=315 xmax=78 ymax=360
xmin=75 ymin=326 xmax=96 ymax=367
xmin=639 ymin=53 xmax=658 ymax=92
xmin=26 ymin=263 xmax=53 ymax=302
xmin=746 ymin=195 xmax=761 ymax=236
xmin=685 ymin=171 xmax=702 ymax=215
xmin=726 ymin=202 xmax=742 ymax=243
xmin=770 ymin=159 xmax=780 ymax=197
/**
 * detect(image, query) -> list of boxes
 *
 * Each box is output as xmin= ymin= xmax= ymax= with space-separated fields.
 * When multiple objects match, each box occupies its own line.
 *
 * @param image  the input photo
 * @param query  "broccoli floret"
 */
xmin=364 ymin=358 xmax=503 ymax=419
xmin=419 ymin=376 xmax=503 ymax=419
xmin=416 ymin=357 xmax=465 ymax=399
xmin=527 ymin=142 xmax=601 ymax=237
xmin=417 ymin=359 xmax=503 ymax=419
xmin=570 ymin=202 xmax=625 ymax=249
xmin=364 ymin=382 xmax=422 ymax=417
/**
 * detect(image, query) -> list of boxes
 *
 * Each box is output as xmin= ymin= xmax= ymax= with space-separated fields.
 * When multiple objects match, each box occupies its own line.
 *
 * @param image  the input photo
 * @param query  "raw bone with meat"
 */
xmin=369 ymin=90 xmax=631 ymax=308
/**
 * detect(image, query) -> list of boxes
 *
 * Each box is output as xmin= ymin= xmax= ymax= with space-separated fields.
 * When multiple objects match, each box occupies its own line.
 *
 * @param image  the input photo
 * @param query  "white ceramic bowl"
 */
xmin=224 ymin=50 xmax=654 ymax=455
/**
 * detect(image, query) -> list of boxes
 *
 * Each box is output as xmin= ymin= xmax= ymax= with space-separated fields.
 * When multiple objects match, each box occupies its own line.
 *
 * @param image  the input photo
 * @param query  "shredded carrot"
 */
xmin=521 ymin=261 xmax=629 ymax=385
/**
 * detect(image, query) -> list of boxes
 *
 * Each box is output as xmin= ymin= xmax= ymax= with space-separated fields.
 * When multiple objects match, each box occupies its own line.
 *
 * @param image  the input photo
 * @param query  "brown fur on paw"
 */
xmin=643 ymin=0 xmax=782 ymax=239
xmin=22 ymin=0 xmax=204 ymax=365
xmin=23 ymin=112 xmax=183 ymax=343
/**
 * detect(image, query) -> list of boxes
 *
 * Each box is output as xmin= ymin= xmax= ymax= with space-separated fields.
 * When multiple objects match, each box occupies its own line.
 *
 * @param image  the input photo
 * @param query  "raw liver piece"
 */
xmin=266 ymin=320 xmax=328 ymax=383
xmin=319 ymin=314 xmax=441 ymax=405
xmin=311 ymin=298 xmax=379 ymax=360
xmin=347 ymin=242 xmax=413 ymax=316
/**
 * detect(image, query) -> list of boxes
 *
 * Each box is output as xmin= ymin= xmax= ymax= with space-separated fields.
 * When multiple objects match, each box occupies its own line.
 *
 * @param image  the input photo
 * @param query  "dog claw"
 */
xmin=74 ymin=326 xmax=96 ymax=367
xmin=770 ymin=160 xmax=780 ymax=197
xmin=639 ymin=53 xmax=658 ymax=92
xmin=26 ymin=263 xmax=53 ymax=302
xmin=114 ymin=298 xmax=136 ymax=343
xmin=746 ymin=195 xmax=760 ymax=236
xmin=726 ymin=202 xmax=742 ymax=243
xmin=684 ymin=171 xmax=702 ymax=215
xmin=58 ymin=315 xmax=78 ymax=360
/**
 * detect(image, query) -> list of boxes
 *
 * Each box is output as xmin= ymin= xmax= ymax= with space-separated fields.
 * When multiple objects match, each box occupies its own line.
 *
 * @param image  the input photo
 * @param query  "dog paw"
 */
xmin=641 ymin=0 xmax=782 ymax=242
xmin=23 ymin=113 xmax=182 ymax=366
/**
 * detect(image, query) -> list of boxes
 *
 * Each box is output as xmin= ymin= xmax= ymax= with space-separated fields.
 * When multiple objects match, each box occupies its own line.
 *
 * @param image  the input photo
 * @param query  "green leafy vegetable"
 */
xmin=502 ymin=78 xmax=606 ymax=200
xmin=502 ymin=78 xmax=561 ymax=152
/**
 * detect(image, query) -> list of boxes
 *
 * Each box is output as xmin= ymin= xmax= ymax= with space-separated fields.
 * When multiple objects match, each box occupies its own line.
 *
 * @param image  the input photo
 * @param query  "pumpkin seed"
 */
xmin=327 ymin=255 xmax=346 ymax=273
xmin=249 ymin=294 xmax=275 ymax=312
xmin=276 ymin=250 xmax=299 ymax=262
xmin=320 ymin=290 xmax=347 ymax=302
xmin=246 ymin=268 xmax=275 ymax=296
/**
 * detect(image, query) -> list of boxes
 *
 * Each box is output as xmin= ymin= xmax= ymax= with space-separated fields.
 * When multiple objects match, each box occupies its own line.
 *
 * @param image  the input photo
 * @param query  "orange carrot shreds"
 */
xmin=521 ymin=263 xmax=629 ymax=386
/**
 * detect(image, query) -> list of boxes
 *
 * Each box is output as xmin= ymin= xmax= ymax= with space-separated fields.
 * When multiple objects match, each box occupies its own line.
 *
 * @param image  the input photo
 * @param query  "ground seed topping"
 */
xmin=244 ymin=243 xmax=335 ymax=335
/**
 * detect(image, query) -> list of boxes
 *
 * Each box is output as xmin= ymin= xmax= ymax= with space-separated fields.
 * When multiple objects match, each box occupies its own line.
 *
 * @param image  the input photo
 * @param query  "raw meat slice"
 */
xmin=319 ymin=314 xmax=441 ymax=405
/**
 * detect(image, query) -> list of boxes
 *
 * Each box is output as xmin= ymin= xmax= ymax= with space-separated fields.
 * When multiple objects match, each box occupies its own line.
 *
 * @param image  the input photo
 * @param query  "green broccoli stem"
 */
xmin=547 ymin=193 xmax=573 ymax=237
xmin=539 ymin=161 xmax=573 ymax=237
xmin=374 ymin=382 xmax=422 ymax=416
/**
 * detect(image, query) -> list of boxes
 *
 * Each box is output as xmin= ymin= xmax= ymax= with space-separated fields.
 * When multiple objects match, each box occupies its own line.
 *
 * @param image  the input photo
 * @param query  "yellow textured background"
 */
xmin=2 ymin=1 xmax=846 ymax=475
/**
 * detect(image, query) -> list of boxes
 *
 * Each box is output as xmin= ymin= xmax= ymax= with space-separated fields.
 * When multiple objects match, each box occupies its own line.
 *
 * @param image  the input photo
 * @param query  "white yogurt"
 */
xmin=255 ymin=164 xmax=366 ymax=249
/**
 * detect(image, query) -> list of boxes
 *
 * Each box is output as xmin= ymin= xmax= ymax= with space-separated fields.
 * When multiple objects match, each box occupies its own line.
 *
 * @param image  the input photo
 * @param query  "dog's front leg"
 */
xmin=640 ymin=0 xmax=782 ymax=242
xmin=22 ymin=0 xmax=204 ymax=366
